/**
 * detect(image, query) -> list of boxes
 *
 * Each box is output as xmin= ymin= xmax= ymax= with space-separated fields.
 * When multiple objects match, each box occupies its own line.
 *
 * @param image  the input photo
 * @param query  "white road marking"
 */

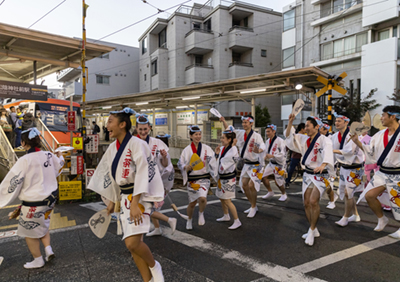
xmin=162 ymin=227 xmax=326 ymax=282
xmin=291 ymin=236 xmax=399 ymax=273
xmin=0 ymin=229 xmax=18 ymax=239
xmin=80 ymin=202 xmax=106 ymax=212
xmin=0 ymin=256 xmax=3 ymax=266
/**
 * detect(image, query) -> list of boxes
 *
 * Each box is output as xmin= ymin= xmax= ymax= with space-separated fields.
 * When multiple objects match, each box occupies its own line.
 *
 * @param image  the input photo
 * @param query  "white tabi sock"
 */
xmin=278 ymin=194 xmax=288 ymax=202
xmin=302 ymin=227 xmax=320 ymax=240
xmin=262 ymin=191 xmax=275 ymax=200
xmin=348 ymin=214 xmax=361 ymax=222
xmin=389 ymin=228 xmax=400 ymax=239
xmin=335 ymin=216 xmax=349 ymax=227
xmin=305 ymin=228 xmax=316 ymax=246
xmin=146 ymin=228 xmax=162 ymax=237
xmin=24 ymin=256 xmax=45 ymax=269
xmin=228 ymin=219 xmax=242 ymax=230
xmin=198 ymin=212 xmax=205 ymax=226
xmin=186 ymin=218 xmax=193 ymax=230
xmin=45 ymin=245 xmax=55 ymax=262
xmin=149 ymin=260 xmax=164 ymax=282
xmin=374 ymin=215 xmax=389 ymax=231
xmin=247 ymin=206 xmax=258 ymax=218
xmin=216 ymin=214 xmax=231 ymax=222
xmin=168 ymin=218 xmax=177 ymax=235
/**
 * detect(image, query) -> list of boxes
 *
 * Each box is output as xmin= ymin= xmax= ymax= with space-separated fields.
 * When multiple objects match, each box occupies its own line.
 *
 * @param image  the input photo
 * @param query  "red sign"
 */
xmin=68 ymin=111 xmax=76 ymax=131
xmin=77 ymin=156 xmax=84 ymax=174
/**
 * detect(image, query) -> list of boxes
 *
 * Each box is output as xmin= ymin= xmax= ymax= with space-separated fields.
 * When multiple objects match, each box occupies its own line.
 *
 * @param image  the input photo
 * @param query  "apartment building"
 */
xmin=281 ymin=0 xmax=400 ymax=126
xmin=57 ymin=40 xmax=140 ymax=102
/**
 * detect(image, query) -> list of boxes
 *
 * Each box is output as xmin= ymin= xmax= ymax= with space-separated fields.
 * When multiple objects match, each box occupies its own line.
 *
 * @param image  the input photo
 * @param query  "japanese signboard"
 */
xmin=0 ymin=80 xmax=48 ymax=101
xmin=86 ymin=169 xmax=95 ymax=187
xmin=155 ymin=113 xmax=168 ymax=126
xmin=59 ymin=181 xmax=82 ymax=200
xmin=71 ymin=155 xmax=84 ymax=175
xmin=68 ymin=111 xmax=76 ymax=131
xmin=72 ymin=137 xmax=83 ymax=150
xmin=85 ymin=134 xmax=99 ymax=154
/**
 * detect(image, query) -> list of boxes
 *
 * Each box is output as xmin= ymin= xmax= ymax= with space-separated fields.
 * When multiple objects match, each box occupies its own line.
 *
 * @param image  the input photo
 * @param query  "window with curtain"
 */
xmin=344 ymin=36 xmax=356 ymax=55
xmin=283 ymin=9 xmax=295 ymax=31
xmin=356 ymin=33 xmax=367 ymax=52
xmin=378 ymin=30 xmax=390 ymax=41
xmin=321 ymin=43 xmax=333 ymax=60
xmin=320 ymin=1 xmax=332 ymax=18
xmin=283 ymin=47 xmax=295 ymax=68
xmin=159 ymin=28 xmax=167 ymax=48
xmin=333 ymin=0 xmax=343 ymax=13
xmin=142 ymin=37 xmax=147 ymax=54
xmin=333 ymin=40 xmax=343 ymax=57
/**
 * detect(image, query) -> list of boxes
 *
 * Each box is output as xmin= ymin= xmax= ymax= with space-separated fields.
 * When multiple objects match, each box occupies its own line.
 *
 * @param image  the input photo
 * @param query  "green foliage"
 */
xmin=333 ymin=88 xmax=381 ymax=122
xmin=387 ymin=89 xmax=400 ymax=102
xmin=255 ymin=104 xmax=271 ymax=128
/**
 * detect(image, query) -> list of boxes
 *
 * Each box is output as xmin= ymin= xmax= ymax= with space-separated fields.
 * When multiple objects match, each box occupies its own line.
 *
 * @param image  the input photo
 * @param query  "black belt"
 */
xmin=304 ymin=167 xmax=328 ymax=175
xmin=379 ymin=166 xmax=400 ymax=175
xmin=188 ymin=173 xmax=210 ymax=181
xmin=244 ymin=160 xmax=259 ymax=165
xmin=340 ymin=163 xmax=364 ymax=169
xmin=219 ymin=172 xmax=236 ymax=180
xmin=120 ymin=184 xmax=134 ymax=195
xmin=270 ymin=160 xmax=278 ymax=165
xmin=22 ymin=190 xmax=58 ymax=207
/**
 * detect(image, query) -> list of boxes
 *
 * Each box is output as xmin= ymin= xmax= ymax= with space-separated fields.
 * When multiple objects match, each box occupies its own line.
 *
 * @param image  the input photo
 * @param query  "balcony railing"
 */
xmin=228 ymin=62 xmax=253 ymax=68
xmin=185 ymin=28 xmax=213 ymax=38
xmin=185 ymin=64 xmax=214 ymax=71
xmin=229 ymin=25 xmax=254 ymax=33
xmin=320 ymin=0 xmax=363 ymax=18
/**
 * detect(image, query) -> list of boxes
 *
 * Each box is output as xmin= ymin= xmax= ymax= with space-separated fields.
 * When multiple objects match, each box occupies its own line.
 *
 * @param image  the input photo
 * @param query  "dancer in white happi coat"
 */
xmin=0 ymin=128 xmax=64 ymax=269
xmin=351 ymin=106 xmax=400 ymax=239
xmin=261 ymin=124 xmax=288 ymax=201
xmin=331 ymin=113 xmax=364 ymax=227
xmin=87 ymin=108 xmax=165 ymax=282
xmin=285 ymin=115 xmax=335 ymax=246
xmin=220 ymin=115 xmax=265 ymax=218
xmin=135 ymin=114 xmax=177 ymax=237
xmin=319 ymin=123 xmax=331 ymax=139
xmin=177 ymin=125 xmax=218 ymax=230
xmin=214 ymin=127 xmax=242 ymax=230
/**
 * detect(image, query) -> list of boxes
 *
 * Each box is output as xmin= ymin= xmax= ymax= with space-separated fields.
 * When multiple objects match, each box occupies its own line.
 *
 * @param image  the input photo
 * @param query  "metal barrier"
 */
xmin=0 ymin=127 xmax=18 ymax=170
xmin=37 ymin=119 xmax=59 ymax=152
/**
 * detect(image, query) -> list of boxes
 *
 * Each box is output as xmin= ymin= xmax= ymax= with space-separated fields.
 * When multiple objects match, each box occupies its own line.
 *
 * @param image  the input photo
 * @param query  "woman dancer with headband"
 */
xmin=135 ymin=114 xmax=177 ymax=237
xmin=177 ymin=125 xmax=217 ymax=230
xmin=0 ymin=128 xmax=64 ymax=269
xmin=87 ymin=108 xmax=165 ymax=282
xmin=214 ymin=127 xmax=241 ymax=230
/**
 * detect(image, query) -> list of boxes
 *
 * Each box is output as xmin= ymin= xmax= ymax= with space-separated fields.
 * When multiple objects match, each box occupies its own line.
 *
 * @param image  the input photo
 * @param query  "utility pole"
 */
xmin=81 ymin=1 xmax=88 ymax=186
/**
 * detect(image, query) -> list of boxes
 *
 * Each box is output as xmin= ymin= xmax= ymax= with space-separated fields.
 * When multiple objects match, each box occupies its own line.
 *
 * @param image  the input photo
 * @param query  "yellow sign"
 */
xmin=72 ymin=137 xmax=83 ymax=150
xmin=59 ymin=181 xmax=82 ymax=200
xmin=315 ymin=72 xmax=347 ymax=97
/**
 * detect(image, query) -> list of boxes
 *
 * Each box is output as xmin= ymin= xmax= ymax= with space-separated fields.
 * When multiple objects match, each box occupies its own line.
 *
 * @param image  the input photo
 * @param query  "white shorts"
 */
xmin=18 ymin=204 xmax=54 ymax=238
xmin=120 ymin=194 xmax=152 ymax=240
xmin=262 ymin=163 xmax=286 ymax=187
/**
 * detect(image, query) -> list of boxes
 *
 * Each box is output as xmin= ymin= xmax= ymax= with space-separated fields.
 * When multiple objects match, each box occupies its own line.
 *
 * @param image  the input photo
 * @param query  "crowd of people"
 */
xmin=1 ymin=104 xmax=400 ymax=282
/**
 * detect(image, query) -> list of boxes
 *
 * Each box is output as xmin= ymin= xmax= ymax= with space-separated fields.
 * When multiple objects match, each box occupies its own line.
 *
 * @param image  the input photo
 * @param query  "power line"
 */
xmin=28 ymin=0 xmax=67 ymax=29
xmin=0 ymin=0 xmax=6 ymax=7
xmin=141 ymin=0 xmax=165 ymax=13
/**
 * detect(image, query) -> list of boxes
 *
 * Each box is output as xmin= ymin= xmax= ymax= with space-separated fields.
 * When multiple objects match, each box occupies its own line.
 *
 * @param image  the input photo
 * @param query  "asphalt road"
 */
xmin=1 ymin=181 xmax=400 ymax=282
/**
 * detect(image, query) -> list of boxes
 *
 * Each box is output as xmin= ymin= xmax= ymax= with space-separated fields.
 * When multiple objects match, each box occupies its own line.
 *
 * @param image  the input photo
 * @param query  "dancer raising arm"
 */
xmin=87 ymin=108 xmax=165 ymax=282
xmin=0 ymin=128 xmax=64 ymax=269
xmin=214 ymin=127 xmax=242 ymax=230
xmin=285 ymin=114 xmax=335 ymax=246
xmin=135 ymin=114 xmax=177 ymax=237
xmin=351 ymin=105 xmax=400 ymax=238
xmin=220 ymin=115 xmax=266 ymax=218
xmin=177 ymin=125 xmax=217 ymax=230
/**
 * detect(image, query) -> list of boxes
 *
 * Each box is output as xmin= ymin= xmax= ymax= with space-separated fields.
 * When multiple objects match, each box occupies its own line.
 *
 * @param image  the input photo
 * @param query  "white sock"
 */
xmin=228 ymin=219 xmax=242 ymax=230
xmin=24 ymin=256 xmax=45 ymax=269
xmin=216 ymin=214 xmax=231 ymax=222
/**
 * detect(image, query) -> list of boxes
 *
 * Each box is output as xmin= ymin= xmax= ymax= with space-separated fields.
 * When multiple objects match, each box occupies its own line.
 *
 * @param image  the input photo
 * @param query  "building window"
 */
xmin=261 ymin=49 xmax=267 ymax=57
xmin=151 ymin=60 xmax=158 ymax=76
xmin=204 ymin=19 xmax=211 ymax=32
xmin=159 ymin=28 xmax=167 ymax=48
xmin=144 ymin=74 xmax=147 ymax=81
xmin=393 ymin=25 xmax=398 ymax=37
xmin=243 ymin=17 xmax=248 ymax=28
xmin=283 ymin=9 xmax=295 ymax=31
xmin=378 ymin=29 xmax=390 ymax=41
xmin=192 ymin=21 xmax=201 ymax=30
xmin=99 ymin=53 xmax=109 ymax=59
xmin=194 ymin=55 xmax=203 ymax=65
xmin=320 ymin=32 xmax=367 ymax=60
xmin=321 ymin=0 xmax=360 ymax=18
xmin=142 ymin=37 xmax=147 ymax=54
xmin=282 ymin=47 xmax=295 ymax=68
xmin=96 ymin=75 xmax=110 ymax=85
xmin=321 ymin=43 xmax=333 ymax=60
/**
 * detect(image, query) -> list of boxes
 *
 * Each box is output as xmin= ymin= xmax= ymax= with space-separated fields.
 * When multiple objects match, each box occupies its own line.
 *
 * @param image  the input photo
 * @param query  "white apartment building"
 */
xmin=281 ymin=0 xmax=400 ymax=127
xmin=57 ymin=40 xmax=140 ymax=102
xmin=138 ymin=0 xmax=284 ymax=128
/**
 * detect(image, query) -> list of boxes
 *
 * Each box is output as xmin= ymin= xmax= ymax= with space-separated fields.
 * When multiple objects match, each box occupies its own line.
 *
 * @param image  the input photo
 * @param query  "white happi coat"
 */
xmin=177 ymin=142 xmax=217 ymax=203
xmin=88 ymin=133 xmax=164 ymax=238
xmin=285 ymin=127 xmax=335 ymax=198
xmin=262 ymin=135 xmax=287 ymax=186
xmin=233 ymin=127 xmax=266 ymax=192
xmin=146 ymin=136 xmax=174 ymax=192
xmin=215 ymin=145 xmax=239 ymax=199
xmin=0 ymin=149 xmax=64 ymax=238
xmin=357 ymin=128 xmax=400 ymax=220
xmin=332 ymin=129 xmax=365 ymax=200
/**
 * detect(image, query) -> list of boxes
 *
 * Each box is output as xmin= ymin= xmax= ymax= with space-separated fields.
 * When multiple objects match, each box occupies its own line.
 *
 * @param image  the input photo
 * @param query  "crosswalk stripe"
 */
xmin=0 ymin=224 xmax=18 ymax=230
xmin=0 ymin=204 xmax=20 ymax=210
xmin=162 ymin=227 xmax=326 ymax=282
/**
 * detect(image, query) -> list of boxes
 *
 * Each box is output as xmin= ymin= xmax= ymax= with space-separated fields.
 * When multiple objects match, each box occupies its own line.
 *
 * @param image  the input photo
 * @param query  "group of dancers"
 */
xmin=1 ymin=104 xmax=400 ymax=282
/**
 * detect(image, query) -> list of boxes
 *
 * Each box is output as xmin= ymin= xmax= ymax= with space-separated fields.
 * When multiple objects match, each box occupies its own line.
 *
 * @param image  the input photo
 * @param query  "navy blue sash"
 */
xmin=240 ymin=130 xmax=254 ymax=159
xmin=219 ymin=145 xmax=231 ymax=166
xmin=188 ymin=142 xmax=202 ymax=177
xmin=302 ymin=133 xmax=321 ymax=166
xmin=377 ymin=126 xmax=400 ymax=167
xmin=339 ymin=128 xmax=349 ymax=149
xmin=144 ymin=135 xmax=150 ymax=144
xmin=267 ymin=135 xmax=277 ymax=154
xmin=111 ymin=132 xmax=132 ymax=181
